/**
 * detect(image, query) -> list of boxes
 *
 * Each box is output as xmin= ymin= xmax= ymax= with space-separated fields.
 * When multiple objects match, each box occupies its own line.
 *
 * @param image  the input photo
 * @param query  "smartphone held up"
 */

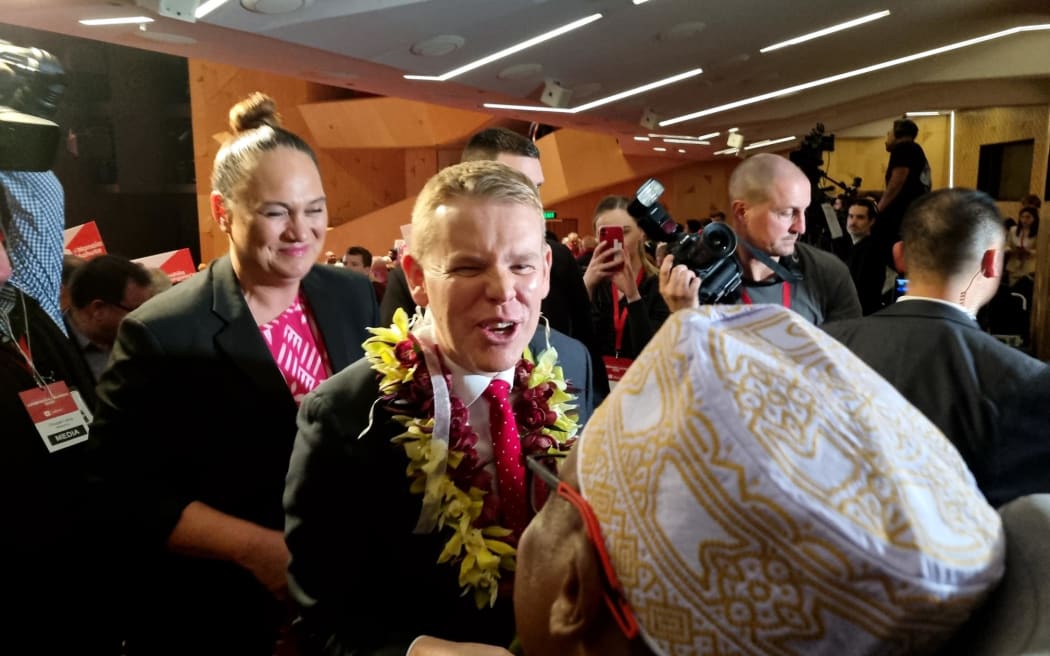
xmin=598 ymin=225 xmax=625 ymax=272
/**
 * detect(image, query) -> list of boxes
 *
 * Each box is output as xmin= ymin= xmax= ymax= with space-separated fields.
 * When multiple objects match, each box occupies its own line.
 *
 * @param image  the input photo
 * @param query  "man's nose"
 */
xmin=485 ymin=268 xmax=516 ymax=302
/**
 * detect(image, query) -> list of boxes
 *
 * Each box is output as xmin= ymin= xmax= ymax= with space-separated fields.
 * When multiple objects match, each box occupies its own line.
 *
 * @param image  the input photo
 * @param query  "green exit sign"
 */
xmin=543 ymin=210 xmax=558 ymax=220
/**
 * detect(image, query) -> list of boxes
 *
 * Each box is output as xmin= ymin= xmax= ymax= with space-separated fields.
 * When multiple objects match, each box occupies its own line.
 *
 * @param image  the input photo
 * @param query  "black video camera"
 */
xmin=627 ymin=178 xmax=742 ymax=304
xmin=0 ymin=40 xmax=66 ymax=171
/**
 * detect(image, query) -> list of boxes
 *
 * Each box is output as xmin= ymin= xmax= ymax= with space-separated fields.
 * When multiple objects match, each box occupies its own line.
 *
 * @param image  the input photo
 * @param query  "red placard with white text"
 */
xmin=132 ymin=248 xmax=197 ymax=283
xmin=63 ymin=221 xmax=107 ymax=259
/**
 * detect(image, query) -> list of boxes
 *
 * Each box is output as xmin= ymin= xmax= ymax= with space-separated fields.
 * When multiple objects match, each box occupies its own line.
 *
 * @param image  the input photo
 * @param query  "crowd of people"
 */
xmin=2 ymin=90 xmax=1048 ymax=656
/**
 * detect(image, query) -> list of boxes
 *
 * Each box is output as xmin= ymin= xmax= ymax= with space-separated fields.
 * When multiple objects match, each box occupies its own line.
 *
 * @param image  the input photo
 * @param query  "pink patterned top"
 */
xmin=259 ymin=294 xmax=331 ymax=405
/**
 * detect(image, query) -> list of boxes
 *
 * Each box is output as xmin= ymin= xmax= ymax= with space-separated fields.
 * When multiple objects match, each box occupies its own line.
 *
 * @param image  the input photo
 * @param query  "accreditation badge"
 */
xmin=18 ymin=380 xmax=91 ymax=453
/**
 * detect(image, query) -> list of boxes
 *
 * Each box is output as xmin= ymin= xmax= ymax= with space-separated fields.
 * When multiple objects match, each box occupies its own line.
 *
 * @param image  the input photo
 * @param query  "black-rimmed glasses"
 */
xmin=525 ymin=454 xmax=640 ymax=641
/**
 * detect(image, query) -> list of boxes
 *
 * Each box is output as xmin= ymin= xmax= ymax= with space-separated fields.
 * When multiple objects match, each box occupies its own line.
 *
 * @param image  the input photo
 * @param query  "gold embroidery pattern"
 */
xmin=578 ymin=305 xmax=1004 ymax=656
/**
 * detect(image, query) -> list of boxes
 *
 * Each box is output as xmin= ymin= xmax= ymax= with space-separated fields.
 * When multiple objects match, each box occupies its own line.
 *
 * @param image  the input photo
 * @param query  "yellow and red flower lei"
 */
xmin=364 ymin=308 xmax=579 ymax=608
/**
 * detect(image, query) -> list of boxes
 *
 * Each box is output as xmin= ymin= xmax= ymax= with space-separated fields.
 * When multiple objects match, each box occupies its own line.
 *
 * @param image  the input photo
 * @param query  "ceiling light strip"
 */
xmin=905 ymin=111 xmax=941 ymax=116
xmin=195 ymin=0 xmax=230 ymax=19
xmin=714 ymin=147 xmax=739 ymax=155
xmin=744 ymin=136 xmax=797 ymax=150
xmin=405 ymin=13 xmax=602 ymax=81
xmin=760 ymin=10 xmax=890 ymax=53
xmin=79 ymin=16 xmax=154 ymax=25
xmin=484 ymin=67 xmax=702 ymax=114
xmin=663 ymin=138 xmax=710 ymax=145
xmin=661 ymin=23 xmax=1050 ymax=127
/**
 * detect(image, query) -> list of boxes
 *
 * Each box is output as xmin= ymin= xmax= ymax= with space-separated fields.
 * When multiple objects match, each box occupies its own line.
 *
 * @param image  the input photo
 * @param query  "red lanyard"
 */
xmin=740 ymin=283 xmax=792 ymax=309
xmin=611 ymin=271 xmax=645 ymax=354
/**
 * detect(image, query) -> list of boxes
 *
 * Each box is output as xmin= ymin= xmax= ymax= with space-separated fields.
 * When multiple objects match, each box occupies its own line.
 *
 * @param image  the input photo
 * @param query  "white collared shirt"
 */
xmin=896 ymin=294 xmax=977 ymax=320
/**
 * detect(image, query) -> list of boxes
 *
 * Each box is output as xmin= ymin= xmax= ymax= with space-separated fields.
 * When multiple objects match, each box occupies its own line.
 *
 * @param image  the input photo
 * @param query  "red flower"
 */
xmin=394 ymin=339 xmax=419 ymax=366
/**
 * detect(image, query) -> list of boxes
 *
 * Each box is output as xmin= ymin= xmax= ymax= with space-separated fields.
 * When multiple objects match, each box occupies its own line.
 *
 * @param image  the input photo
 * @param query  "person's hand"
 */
xmin=408 ymin=637 xmax=514 ymax=656
xmin=611 ymin=250 xmax=641 ymax=303
xmin=582 ymin=239 xmax=624 ymax=299
xmin=238 ymin=527 xmax=291 ymax=599
xmin=659 ymin=254 xmax=700 ymax=312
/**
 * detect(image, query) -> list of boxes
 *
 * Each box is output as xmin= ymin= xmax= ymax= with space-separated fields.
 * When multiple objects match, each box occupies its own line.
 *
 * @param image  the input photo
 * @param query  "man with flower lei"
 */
xmin=285 ymin=160 xmax=596 ymax=656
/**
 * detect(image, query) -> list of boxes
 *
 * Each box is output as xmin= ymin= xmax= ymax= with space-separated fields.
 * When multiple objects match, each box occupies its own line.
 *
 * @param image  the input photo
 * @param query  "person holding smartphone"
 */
xmin=583 ymin=196 xmax=669 ymax=380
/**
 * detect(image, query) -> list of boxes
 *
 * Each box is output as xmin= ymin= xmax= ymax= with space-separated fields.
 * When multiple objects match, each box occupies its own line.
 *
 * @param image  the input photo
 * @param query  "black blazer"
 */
xmin=823 ymin=299 xmax=1047 ymax=505
xmin=284 ymin=328 xmax=595 ymax=656
xmin=2 ymin=290 xmax=121 ymax=653
xmin=89 ymin=256 xmax=378 ymax=653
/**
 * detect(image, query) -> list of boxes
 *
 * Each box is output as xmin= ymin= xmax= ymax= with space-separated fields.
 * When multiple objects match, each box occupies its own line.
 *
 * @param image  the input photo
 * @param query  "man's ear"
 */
xmin=211 ymin=192 xmax=231 ymax=234
xmin=549 ymin=531 xmax=605 ymax=639
xmin=892 ymin=241 xmax=906 ymax=275
xmin=402 ymin=253 xmax=430 ymax=309
xmin=980 ymin=248 xmax=1000 ymax=279
xmin=730 ymin=199 xmax=748 ymax=226
xmin=540 ymin=242 xmax=553 ymax=300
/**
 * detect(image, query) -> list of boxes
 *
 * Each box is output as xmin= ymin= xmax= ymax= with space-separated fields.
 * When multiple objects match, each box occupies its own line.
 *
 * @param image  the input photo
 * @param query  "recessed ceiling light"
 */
xmin=633 ymin=136 xmax=651 ymax=141
xmin=240 ymin=0 xmax=313 ymax=15
xmin=728 ymin=127 xmax=739 ymax=133
xmin=497 ymin=63 xmax=543 ymax=81
xmin=714 ymin=147 xmax=739 ymax=155
xmin=410 ymin=35 xmax=465 ymax=57
xmin=677 ymin=148 xmax=687 ymax=153
xmin=484 ymin=67 xmax=702 ymax=115
xmin=405 ymin=13 xmax=602 ymax=82
xmin=905 ymin=111 xmax=941 ymax=116
xmin=662 ymin=23 xmax=1050 ymax=127
xmin=80 ymin=16 xmax=154 ymax=26
xmin=761 ymin=10 xmax=891 ymax=53
xmin=653 ymin=146 xmax=667 ymax=152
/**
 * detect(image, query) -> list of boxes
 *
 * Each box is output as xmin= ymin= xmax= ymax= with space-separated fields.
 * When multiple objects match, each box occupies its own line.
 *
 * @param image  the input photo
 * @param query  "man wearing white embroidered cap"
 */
xmin=515 ymin=304 xmax=1004 ymax=656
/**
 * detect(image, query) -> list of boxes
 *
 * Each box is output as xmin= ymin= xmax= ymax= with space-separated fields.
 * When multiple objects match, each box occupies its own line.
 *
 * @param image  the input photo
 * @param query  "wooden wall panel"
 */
xmin=188 ymin=60 xmax=408 ymax=264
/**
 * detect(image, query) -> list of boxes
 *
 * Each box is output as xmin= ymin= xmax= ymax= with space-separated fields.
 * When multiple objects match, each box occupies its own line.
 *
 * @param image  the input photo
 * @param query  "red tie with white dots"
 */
xmin=483 ymin=379 xmax=528 ymax=535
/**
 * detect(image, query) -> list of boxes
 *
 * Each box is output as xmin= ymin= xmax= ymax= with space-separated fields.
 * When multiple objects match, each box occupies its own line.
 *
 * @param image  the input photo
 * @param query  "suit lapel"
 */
xmin=209 ymin=257 xmax=296 ymax=416
xmin=300 ymin=267 xmax=353 ymax=372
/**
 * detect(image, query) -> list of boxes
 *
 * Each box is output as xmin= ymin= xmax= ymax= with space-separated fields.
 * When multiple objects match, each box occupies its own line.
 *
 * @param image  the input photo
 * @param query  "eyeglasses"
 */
xmin=525 ymin=454 xmax=640 ymax=641
xmin=105 ymin=300 xmax=136 ymax=313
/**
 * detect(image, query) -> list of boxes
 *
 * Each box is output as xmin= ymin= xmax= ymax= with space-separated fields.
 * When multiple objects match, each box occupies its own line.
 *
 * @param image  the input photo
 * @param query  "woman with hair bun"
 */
xmin=88 ymin=92 xmax=378 ymax=654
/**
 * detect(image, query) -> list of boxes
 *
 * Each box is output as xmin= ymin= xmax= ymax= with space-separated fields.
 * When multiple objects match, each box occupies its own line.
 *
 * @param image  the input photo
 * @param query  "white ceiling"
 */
xmin=4 ymin=0 xmax=1050 ymax=160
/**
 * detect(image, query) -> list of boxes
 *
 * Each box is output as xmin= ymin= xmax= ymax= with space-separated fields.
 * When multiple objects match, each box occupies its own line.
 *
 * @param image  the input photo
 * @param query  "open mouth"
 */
xmin=480 ymin=319 xmax=520 ymax=339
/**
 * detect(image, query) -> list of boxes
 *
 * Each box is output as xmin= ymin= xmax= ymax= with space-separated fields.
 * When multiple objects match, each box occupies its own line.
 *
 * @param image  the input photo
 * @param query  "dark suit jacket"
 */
xmin=823 ymin=300 xmax=1047 ymax=505
xmin=284 ymin=328 xmax=594 ymax=656
xmin=89 ymin=256 xmax=378 ymax=654
xmin=2 ymin=290 xmax=120 ymax=654
xmin=845 ymin=236 xmax=886 ymax=315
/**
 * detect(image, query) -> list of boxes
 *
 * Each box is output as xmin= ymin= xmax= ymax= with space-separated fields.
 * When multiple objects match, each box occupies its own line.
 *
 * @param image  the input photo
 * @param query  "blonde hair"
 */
xmin=592 ymin=195 xmax=659 ymax=277
xmin=411 ymin=160 xmax=545 ymax=262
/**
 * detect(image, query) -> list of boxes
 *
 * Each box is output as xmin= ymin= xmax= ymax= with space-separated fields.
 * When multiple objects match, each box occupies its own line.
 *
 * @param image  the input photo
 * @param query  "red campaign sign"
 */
xmin=132 ymin=248 xmax=197 ymax=283
xmin=63 ymin=221 xmax=107 ymax=259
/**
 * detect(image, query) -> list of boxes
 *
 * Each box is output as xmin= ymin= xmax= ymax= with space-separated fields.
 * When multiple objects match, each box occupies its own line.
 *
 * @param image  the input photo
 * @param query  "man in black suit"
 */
xmin=844 ymin=198 xmax=887 ymax=315
xmin=285 ymin=160 xmax=596 ymax=655
xmin=823 ymin=189 xmax=1046 ymax=505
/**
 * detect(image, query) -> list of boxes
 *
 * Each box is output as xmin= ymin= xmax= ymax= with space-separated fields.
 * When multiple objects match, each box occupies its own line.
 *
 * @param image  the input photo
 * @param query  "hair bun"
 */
xmin=229 ymin=92 xmax=281 ymax=134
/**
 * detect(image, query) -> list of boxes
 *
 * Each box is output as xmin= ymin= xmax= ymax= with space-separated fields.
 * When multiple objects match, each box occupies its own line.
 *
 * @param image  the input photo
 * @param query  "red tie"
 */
xmin=483 ymin=379 xmax=528 ymax=535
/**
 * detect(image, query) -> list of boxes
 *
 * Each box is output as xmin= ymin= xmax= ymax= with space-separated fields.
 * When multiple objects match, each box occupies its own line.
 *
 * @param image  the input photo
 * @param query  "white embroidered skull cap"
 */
xmin=576 ymin=304 xmax=1004 ymax=656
